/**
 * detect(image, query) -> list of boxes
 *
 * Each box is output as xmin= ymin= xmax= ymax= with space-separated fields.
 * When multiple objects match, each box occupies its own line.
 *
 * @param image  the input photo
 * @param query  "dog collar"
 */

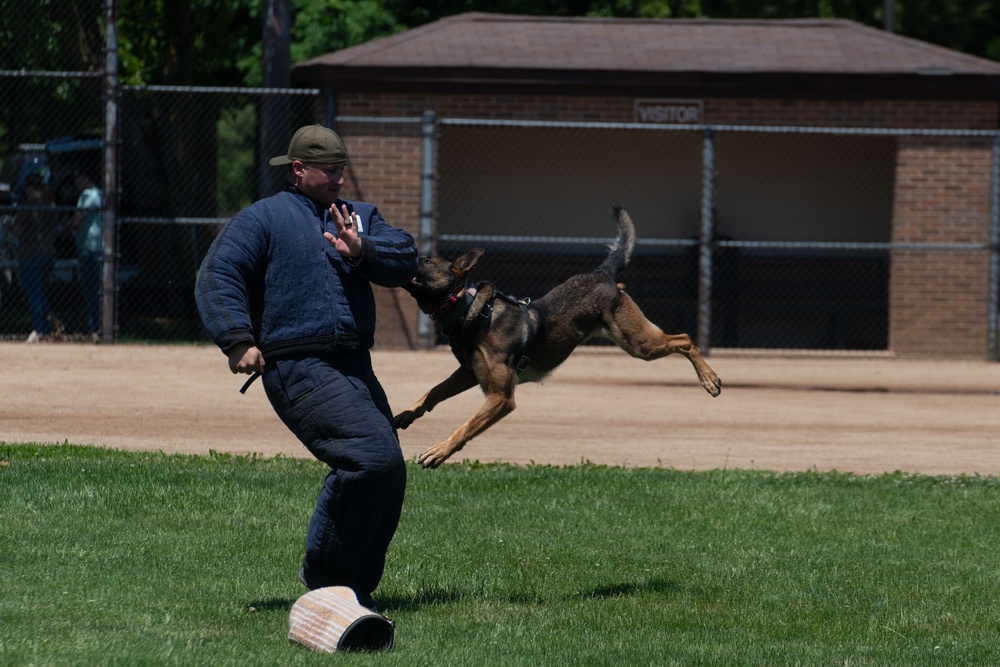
xmin=433 ymin=281 xmax=478 ymax=326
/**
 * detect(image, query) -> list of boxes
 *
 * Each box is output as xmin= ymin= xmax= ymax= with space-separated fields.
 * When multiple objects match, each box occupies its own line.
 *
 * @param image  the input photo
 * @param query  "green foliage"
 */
xmin=388 ymin=0 xmax=1000 ymax=65
xmin=2 ymin=443 xmax=1000 ymax=665
xmin=117 ymin=0 xmax=403 ymax=88
xmin=119 ymin=0 xmax=261 ymax=86
xmin=0 ymin=0 xmax=105 ymax=72
xmin=6 ymin=0 xmax=1000 ymax=92
xmin=0 ymin=0 xmax=105 ymax=156
xmin=216 ymin=102 xmax=257 ymax=214
xmin=896 ymin=0 xmax=1000 ymax=61
xmin=118 ymin=0 xmax=165 ymax=85
xmin=290 ymin=0 xmax=404 ymax=68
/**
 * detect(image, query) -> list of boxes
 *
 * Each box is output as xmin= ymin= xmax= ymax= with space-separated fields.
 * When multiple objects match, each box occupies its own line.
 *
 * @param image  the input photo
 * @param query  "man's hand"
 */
xmin=324 ymin=203 xmax=362 ymax=259
xmin=228 ymin=342 xmax=264 ymax=375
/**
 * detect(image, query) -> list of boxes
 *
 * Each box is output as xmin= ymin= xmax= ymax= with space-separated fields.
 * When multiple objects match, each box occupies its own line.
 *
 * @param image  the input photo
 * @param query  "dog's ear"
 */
xmin=451 ymin=248 xmax=485 ymax=277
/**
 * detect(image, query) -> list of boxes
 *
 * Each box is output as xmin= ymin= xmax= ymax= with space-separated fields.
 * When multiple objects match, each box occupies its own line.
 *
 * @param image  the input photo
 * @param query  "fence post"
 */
xmin=989 ymin=132 xmax=1000 ymax=360
xmin=100 ymin=0 xmax=119 ymax=344
xmin=698 ymin=128 xmax=716 ymax=353
xmin=417 ymin=110 xmax=438 ymax=349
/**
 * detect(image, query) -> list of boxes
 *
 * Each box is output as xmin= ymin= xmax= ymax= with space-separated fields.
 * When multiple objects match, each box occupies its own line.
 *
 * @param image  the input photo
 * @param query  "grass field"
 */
xmin=2 ymin=442 xmax=999 ymax=665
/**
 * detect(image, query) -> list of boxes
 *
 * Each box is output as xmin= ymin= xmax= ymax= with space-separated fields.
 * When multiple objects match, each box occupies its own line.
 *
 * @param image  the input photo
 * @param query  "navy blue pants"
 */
xmin=262 ymin=350 xmax=406 ymax=601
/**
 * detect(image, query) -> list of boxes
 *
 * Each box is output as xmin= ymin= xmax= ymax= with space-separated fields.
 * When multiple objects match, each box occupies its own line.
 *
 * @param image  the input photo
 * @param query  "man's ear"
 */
xmin=451 ymin=248 xmax=484 ymax=277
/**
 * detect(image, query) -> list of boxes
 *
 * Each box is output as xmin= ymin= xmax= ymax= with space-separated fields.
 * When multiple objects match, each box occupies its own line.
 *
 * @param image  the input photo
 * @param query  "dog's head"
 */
xmin=403 ymin=248 xmax=484 ymax=314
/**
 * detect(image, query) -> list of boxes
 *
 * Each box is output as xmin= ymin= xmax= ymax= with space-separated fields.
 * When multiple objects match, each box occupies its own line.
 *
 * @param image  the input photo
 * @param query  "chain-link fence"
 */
xmin=433 ymin=121 xmax=903 ymax=353
xmin=428 ymin=122 xmax=999 ymax=356
xmin=2 ymin=3 xmax=998 ymax=356
xmin=0 ymin=0 xmax=105 ymax=342
xmin=0 ymin=77 xmax=320 ymax=341
xmin=113 ymin=86 xmax=323 ymax=340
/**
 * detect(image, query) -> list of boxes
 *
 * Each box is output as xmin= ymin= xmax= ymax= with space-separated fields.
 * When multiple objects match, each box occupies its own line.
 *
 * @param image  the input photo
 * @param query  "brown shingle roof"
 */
xmin=293 ymin=12 xmax=1000 ymax=98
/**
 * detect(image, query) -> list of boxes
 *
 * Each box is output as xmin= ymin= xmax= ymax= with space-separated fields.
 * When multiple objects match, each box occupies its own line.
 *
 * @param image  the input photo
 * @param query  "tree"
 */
xmin=381 ymin=0 xmax=1000 ymax=62
xmin=0 ymin=0 xmax=105 ymax=158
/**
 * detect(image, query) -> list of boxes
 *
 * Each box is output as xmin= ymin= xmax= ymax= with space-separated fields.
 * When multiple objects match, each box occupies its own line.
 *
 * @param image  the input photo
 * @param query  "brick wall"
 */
xmin=336 ymin=90 xmax=999 ymax=357
xmin=890 ymin=136 xmax=995 ymax=358
xmin=334 ymin=120 xmax=425 ymax=349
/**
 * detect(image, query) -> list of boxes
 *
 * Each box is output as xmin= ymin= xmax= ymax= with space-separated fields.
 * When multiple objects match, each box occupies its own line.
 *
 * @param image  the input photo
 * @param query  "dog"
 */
xmin=396 ymin=204 xmax=722 ymax=468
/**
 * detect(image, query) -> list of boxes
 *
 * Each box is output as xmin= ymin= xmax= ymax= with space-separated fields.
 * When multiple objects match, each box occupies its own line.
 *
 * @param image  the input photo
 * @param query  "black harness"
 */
xmin=432 ymin=280 xmax=534 ymax=372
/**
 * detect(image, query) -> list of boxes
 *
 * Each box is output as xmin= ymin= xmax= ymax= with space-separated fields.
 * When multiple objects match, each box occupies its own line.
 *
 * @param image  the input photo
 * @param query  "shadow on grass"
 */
xmin=379 ymin=576 xmax=682 ymax=613
xmin=246 ymin=597 xmax=297 ymax=612
xmin=575 ymin=577 xmax=682 ymax=600
xmin=378 ymin=587 xmax=465 ymax=612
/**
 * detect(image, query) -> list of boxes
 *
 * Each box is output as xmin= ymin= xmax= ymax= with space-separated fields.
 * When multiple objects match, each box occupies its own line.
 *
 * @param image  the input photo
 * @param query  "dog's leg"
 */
xmin=416 ymin=366 xmax=518 ymax=469
xmin=605 ymin=293 xmax=722 ymax=397
xmin=394 ymin=367 xmax=479 ymax=430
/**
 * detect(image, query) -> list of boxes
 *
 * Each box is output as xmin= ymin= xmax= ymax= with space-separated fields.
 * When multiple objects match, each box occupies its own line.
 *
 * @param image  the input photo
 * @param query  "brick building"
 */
xmin=293 ymin=13 xmax=1000 ymax=359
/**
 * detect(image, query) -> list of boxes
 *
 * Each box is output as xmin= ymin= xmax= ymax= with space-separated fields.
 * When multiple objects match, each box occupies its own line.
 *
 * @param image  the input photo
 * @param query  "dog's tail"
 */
xmin=595 ymin=203 xmax=636 ymax=279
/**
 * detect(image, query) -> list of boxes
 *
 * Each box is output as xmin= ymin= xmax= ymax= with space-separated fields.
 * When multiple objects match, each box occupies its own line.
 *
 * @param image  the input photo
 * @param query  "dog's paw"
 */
xmin=417 ymin=442 xmax=455 ymax=469
xmin=702 ymin=373 xmax=722 ymax=398
xmin=393 ymin=410 xmax=417 ymax=429
xmin=416 ymin=448 xmax=441 ymax=469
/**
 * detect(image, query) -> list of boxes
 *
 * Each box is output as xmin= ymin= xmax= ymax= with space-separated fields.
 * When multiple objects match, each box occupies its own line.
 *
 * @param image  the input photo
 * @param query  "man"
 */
xmin=15 ymin=174 xmax=58 ymax=342
xmin=195 ymin=124 xmax=418 ymax=610
xmin=71 ymin=167 xmax=103 ymax=338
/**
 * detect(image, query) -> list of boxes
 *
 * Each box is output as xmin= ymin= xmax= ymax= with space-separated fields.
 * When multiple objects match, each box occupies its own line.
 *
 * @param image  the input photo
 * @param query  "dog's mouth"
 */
xmin=405 ymin=275 xmax=424 ymax=292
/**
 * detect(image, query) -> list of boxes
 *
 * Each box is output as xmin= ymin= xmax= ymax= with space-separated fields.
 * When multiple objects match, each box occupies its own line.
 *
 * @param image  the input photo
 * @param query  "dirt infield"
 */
xmin=2 ymin=342 xmax=999 ymax=476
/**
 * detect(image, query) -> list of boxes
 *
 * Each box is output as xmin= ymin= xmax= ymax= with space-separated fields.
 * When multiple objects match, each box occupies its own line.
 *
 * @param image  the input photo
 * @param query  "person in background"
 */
xmin=195 ymin=124 xmax=418 ymax=611
xmin=71 ymin=167 xmax=102 ymax=339
xmin=14 ymin=173 xmax=59 ymax=343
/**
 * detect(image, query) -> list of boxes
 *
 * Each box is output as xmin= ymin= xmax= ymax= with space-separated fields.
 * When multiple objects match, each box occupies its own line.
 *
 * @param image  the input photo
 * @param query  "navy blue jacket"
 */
xmin=195 ymin=187 xmax=417 ymax=357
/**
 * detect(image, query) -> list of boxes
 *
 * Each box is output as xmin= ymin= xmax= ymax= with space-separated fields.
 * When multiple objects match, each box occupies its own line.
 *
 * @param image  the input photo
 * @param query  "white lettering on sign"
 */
xmin=634 ymin=99 xmax=704 ymax=124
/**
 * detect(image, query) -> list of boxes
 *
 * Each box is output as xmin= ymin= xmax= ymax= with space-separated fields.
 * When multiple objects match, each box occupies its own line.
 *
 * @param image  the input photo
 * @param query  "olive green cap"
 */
xmin=268 ymin=124 xmax=347 ymax=166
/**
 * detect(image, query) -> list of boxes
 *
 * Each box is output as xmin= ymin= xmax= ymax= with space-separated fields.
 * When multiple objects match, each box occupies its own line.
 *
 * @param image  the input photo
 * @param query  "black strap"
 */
xmin=444 ymin=289 xmax=533 ymax=373
xmin=446 ymin=294 xmax=494 ymax=369
xmin=494 ymin=290 xmax=534 ymax=371
xmin=514 ymin=300 xmax=533 ymax=372
xmin=239 ymin=371 xmax=261 ymax=394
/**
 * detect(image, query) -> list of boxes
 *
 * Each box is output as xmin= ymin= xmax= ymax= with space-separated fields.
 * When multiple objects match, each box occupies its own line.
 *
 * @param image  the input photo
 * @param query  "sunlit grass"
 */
xmin=2 ymin=443 xmax=999 ymax=665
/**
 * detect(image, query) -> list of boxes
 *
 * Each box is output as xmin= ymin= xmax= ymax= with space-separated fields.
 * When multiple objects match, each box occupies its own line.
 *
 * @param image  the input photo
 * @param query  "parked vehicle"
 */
xmin=1 ymin=137 xmax=101 ymax=206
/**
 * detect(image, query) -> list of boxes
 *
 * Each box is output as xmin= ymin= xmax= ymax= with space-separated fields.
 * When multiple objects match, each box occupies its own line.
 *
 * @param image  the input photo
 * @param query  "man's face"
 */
xmin=293 ymin=161 xmax=345 ymax=207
